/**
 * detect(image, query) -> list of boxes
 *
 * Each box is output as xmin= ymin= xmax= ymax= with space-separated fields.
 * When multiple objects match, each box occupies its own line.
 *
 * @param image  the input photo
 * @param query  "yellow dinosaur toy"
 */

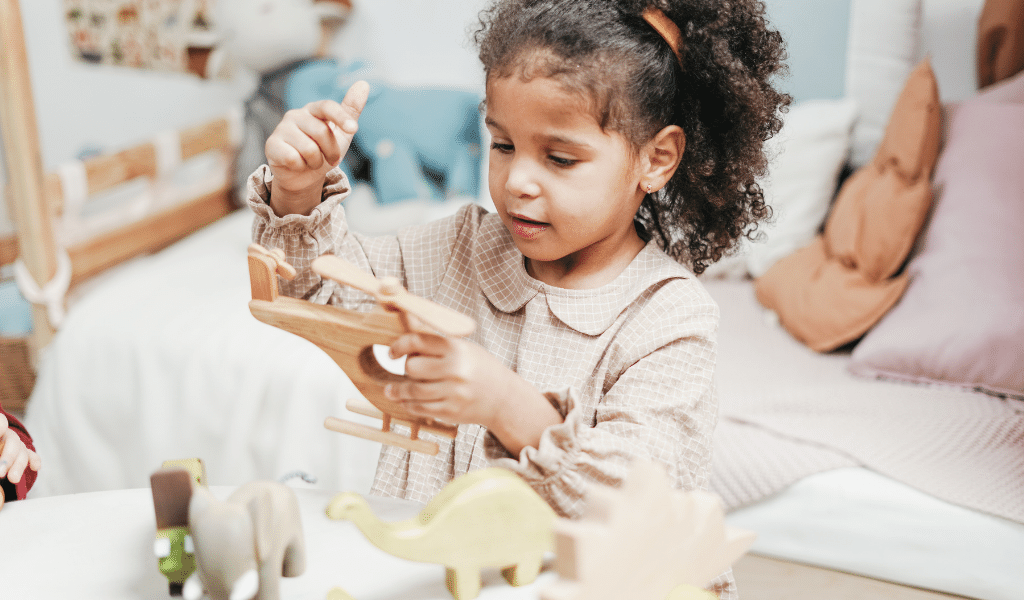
xmin=327 ymin=467 xmax=556 ymax=600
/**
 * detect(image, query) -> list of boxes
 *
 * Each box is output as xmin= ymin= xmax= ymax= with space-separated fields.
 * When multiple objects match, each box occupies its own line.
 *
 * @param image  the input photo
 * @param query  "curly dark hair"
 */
xmin=474 ymin=0 xmax=790 ymax=274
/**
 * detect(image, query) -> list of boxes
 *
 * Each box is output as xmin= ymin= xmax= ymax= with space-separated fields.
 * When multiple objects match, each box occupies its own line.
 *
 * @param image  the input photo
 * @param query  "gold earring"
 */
xmin=646 ymin=183 xmax=653 ymax=194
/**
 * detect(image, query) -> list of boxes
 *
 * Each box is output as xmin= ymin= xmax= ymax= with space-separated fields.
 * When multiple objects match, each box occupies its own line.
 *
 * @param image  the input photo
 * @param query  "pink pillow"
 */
xmin=850 ymin=72 xmax=1024 ymax=399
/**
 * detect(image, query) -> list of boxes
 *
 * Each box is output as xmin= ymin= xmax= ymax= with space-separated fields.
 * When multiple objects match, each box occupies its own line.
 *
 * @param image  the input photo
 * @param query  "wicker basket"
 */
xmin=0 ymin=336 xmax=34 ymax=411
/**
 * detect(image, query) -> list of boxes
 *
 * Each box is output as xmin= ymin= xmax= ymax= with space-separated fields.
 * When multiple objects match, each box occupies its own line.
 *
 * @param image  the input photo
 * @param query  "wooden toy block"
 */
xmin=541 ymin=460 xmax=756 ymax=600
xmin=161 ymin=458 xmax=208 ymax=488
xmin=326 ymin=467 xmax=556 ymax=600
xmin=247 ymin=245 xmax=475 ymax=455
xmin=150 ymin=467 xmax=199 ymax=596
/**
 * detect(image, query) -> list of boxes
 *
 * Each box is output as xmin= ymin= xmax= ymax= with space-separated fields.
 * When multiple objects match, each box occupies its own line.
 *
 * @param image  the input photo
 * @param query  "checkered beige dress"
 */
xmin=249 ymin=167 xmax=736 ymax=598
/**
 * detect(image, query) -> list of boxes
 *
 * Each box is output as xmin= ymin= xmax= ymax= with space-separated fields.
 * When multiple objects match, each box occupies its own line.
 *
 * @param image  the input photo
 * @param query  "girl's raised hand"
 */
xmin=264 ymin=80 xmax=370 ymax=215
xmin=0 ymin=414 xmax=40 ymax=486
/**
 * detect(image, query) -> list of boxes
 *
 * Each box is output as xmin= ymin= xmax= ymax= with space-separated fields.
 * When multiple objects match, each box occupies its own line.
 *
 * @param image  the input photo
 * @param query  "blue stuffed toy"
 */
xmin=233 ymin=57 xmax=482 ymax=205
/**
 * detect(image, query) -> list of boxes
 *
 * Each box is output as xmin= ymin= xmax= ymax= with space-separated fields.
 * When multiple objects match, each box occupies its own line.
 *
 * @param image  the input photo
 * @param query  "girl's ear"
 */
xmin=640 ymin=125 xmax=685 ymax=193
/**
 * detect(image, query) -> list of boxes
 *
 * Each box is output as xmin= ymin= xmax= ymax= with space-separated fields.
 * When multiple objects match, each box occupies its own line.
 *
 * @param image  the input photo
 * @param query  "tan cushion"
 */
xmin=978 ymin=0 xmax=1024 ymax=88
xmin=755 ymin=238 xmax=910 ymax=353
xmin=754 ymin=59 xmax=941 ymax=352
xmin=825 ymin=59 xmax=941 ymax=284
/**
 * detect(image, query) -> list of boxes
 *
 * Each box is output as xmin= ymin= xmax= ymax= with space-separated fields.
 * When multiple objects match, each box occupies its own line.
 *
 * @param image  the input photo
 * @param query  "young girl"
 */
xmin=251 ymin=0 xmax=786 ymax=596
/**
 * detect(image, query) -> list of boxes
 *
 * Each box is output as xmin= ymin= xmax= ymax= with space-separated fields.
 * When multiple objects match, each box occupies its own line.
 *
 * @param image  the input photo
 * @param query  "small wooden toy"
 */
xmin=325 ymin=587 xmax=356 ymax=600
xmin=326 ymin=467 xmax=556 ymax=600
xmin=247 ymin=244 xmax=476 ymax=455
xmin=541 ymin=460 xmax=756 ymax=600
xmin=161 ymin=458 xmax=208 ymax=487
xmin=184 ymin=480 xmax=307 ymax=600
xmin=150 ymin=467 xmax=199 ymax=596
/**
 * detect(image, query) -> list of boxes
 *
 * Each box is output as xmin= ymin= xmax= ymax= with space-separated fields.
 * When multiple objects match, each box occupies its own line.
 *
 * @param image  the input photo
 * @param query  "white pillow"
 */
xmin=845 ymin=0 xmax=923 ymax=167
xmin=702 ymin=98 xmax=858 ymax=279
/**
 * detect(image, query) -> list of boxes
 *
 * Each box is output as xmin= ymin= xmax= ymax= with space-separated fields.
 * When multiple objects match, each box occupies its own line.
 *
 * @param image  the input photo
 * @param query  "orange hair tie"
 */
xmin=643 ymin=6 xmax=685 ymax=67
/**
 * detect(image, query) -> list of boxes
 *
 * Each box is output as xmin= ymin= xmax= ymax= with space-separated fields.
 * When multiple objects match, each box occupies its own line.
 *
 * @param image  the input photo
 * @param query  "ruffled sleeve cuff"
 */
xmin=246 ymin=164 xmax=352 ymax=232
xmin=484 ymin=385 xmax=624 ymax=518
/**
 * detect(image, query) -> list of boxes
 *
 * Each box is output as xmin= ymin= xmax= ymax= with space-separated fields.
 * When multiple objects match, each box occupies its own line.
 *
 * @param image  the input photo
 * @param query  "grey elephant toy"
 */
xmin=183 ymin=481 xmax=306 ymax=600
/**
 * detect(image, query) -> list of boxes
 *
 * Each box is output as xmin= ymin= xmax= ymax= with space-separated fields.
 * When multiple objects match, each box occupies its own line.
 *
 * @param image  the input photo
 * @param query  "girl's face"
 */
xmin=485 ymin=74 xmax=647 ymax=288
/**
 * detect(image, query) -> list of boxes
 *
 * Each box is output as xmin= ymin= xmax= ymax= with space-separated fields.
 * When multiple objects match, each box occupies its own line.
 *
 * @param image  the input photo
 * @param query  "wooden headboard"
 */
xmin=0 ymin=0 xmax=238 ymax=357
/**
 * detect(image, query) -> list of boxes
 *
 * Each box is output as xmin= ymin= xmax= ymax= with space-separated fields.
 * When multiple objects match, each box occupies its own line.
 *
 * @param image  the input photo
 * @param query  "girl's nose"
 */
xmin=505 ymin=157 xmax=542 ymax=199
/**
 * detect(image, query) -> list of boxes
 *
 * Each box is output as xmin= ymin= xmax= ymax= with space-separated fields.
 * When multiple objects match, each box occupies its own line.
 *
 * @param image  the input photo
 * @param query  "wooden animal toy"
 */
xmin=247 ymin=243 xmax=476 ymax=455
xmin=541 ymin=460 xmax=756 ymax=600
xmin=184 ymin=480 xmax=307 ymax=600
xmin=326 ymin=467 xmax=556 ymax=600
xmin=150 ymin=467 xmax=199 ymax=596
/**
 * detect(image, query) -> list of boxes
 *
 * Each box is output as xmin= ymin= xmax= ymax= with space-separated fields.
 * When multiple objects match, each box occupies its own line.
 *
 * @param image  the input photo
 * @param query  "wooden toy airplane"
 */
xmin=246 ymin=243 xmax=476 ymax=455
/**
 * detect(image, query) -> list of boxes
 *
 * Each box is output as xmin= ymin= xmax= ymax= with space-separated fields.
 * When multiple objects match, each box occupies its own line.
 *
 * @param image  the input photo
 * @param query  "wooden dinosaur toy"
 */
xmin=246 ymin=243 xmax=476 ymax=455
xmin=541 ymin=460 xmax=756 ymax=600
xmin=326 ymin=467 xmax=556 ymax=600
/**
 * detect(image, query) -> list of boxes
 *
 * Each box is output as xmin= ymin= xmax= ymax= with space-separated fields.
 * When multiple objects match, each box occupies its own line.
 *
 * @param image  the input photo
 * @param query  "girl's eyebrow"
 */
xmin=484 ymin=117 xmax=593 ymax=150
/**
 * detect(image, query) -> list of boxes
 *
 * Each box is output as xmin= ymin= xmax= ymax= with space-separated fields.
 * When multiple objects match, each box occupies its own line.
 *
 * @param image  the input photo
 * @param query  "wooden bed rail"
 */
xmin=0 ymin=116 xmax=236 ymax=271
xmin=39 ymin=117 xmax=235 ymax=217
xmin=0 ymin=114 xmax=237 ymax=281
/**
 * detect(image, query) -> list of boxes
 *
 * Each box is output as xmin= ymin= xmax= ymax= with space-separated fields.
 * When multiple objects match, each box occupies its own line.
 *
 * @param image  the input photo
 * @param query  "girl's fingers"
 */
xmin=268 ymin=111 xmax=340 ymax=171
xmin=27 ymin=449 xmax=40 ymax=472
xmin=388 ymin=332 xmax=450 ymax=360
xmin=386 ymin=380 xmax=448 ymax=402
xmin=292 ymin=110 xmax=343 ymax=165
xmin=5 ymin=451 xmax=28 ymax=484
xmin=0 ymin=430 xmax=12 ymax=478
xmin=308 ymin=81 xmax=370 ymax=135
xmin=402 ymin=354 xmax=449 ymax=382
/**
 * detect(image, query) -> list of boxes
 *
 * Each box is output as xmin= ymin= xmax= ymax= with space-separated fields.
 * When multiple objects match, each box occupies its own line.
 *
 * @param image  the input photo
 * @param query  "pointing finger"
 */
xmin=308 ymin=80 xmax=370 ymax=135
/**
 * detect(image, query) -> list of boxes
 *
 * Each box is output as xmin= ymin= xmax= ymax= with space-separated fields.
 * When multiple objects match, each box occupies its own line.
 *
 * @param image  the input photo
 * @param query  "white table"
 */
xmin=0 ymin=486 xmax=556 ymax=599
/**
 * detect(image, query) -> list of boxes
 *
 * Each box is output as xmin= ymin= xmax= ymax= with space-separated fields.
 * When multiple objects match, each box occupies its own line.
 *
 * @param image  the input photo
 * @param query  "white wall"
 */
xmin=0 ymin=0 xmax=255 ymax=238
xmin=0 ymin=0 xmax=989 ymax=241
xmin=921 ymin=0 xmax=987 ymax=103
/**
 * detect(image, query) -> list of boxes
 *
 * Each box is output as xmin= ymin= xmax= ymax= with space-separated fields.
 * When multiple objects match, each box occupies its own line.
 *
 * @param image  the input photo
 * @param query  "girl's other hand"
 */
xmin=383 ymin=333 xmax=564 ymax=456
xmin=384 ymin=333 xmax=507 ymax=429
xmin=264 ymin=80 xmax=370 ymax=215
xmin=0 ymin=414 xmax=40 ymax=485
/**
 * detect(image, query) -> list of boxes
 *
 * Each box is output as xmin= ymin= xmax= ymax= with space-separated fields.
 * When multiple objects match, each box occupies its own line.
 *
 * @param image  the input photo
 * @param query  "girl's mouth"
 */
xmin=510 ymin=215 xmax=549 ymax=240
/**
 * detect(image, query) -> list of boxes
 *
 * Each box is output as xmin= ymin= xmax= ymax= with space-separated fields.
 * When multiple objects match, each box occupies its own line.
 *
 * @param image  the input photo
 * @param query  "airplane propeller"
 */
xmin=312 ymin=255 xmax=476 ymax=338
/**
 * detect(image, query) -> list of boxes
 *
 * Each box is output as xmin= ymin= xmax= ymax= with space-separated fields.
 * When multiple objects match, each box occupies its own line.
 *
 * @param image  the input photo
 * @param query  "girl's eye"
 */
xmin=490 ymin=142 xmax=514 ymax=154
xmin=549 ymin=155 xmax=578 ymax=168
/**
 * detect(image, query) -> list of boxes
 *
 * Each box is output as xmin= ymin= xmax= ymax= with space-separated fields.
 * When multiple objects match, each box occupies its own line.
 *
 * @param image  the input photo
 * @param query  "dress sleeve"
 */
xmin=485 ymin=328 xmax=718 ymax=517
xmin=484 ymin=305 xmax=734 ymax=598
xmin=247 ymin=164 xmax=482 ymax=311
xmin=1 ymin=406 xmax=37 ymax=501
xmin=248 ymin=164 xmax=402 ymax=309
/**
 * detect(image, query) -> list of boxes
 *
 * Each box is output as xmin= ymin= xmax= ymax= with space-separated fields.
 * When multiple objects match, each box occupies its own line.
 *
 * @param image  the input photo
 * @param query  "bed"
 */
xmin=8 ymin=0 xmax=1024 ymax=599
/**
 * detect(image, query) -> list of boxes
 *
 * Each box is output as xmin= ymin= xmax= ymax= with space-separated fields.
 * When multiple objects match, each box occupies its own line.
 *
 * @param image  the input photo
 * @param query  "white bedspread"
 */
xmin=26 ymin=210 xmax=383 ymax=497
xmin=704 ymin=279 xmax=1024 ymax=526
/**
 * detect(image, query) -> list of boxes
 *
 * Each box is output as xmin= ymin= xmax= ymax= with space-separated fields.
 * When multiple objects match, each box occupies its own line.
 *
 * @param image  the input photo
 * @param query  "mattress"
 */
xmin=727 ymin=467 xmax=1024 ymax=600
xmin=24 ymin=184 xmax=478 ymax=499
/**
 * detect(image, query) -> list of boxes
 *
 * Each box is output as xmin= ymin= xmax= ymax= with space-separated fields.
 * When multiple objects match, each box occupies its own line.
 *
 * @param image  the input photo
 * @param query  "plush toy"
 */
xmin=194 ymin=0 xmax=482 ymax=207
xmin=288 ymin=62 xmax=483 ymax=204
